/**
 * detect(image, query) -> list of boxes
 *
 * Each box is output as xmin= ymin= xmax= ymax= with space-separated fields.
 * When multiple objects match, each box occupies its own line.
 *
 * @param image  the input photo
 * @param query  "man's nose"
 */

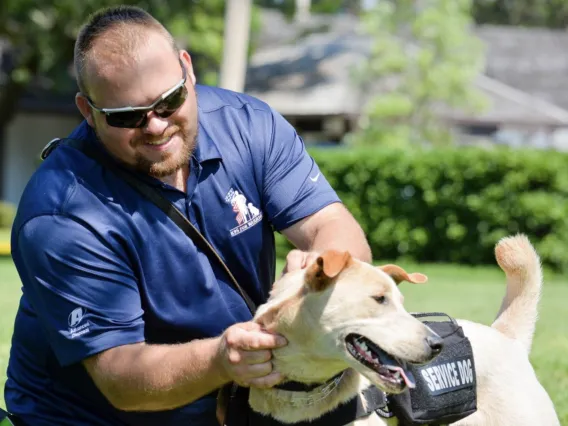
xmin=143 ymin=112 xmax=169 ymax=135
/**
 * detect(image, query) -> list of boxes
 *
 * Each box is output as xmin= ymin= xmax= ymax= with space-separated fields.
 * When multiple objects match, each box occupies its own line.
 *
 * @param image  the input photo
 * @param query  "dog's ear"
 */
xmin=305 ymin=250 xmax=352 ymax=292
xmin=379 ymin=264 xmax=428 ymax=285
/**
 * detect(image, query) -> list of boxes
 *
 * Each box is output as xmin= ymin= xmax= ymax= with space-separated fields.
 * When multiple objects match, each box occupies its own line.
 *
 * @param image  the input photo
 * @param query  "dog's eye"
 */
xmin=372 ymin=295 xmax=387 ymax=304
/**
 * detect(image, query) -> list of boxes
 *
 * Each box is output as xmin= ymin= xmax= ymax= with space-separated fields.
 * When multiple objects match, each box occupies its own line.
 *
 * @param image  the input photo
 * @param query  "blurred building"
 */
xmin=245 ymin=10 xmax=568 ymax=150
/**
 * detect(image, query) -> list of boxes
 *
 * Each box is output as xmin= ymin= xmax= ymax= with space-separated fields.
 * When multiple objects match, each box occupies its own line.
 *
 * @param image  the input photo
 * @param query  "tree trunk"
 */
xmin=219 ymin=0 xmax=252 ymax=92
xmin=295 ymin=0 xmax=311 ymax=22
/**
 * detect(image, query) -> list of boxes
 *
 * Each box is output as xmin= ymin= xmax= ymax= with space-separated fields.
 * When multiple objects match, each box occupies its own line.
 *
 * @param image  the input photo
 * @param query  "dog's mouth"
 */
xmin=345 ymin=333 xmax=416 ymax=391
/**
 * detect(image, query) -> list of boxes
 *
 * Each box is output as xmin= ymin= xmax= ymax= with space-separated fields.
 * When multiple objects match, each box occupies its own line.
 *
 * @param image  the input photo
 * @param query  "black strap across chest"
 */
xmin=42 ymin=137 xmax=257 ymax=315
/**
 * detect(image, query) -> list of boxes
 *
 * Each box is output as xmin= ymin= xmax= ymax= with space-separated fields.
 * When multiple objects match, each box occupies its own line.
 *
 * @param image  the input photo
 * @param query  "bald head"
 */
xmin=74 ymin=6 xmax=178 ymax=96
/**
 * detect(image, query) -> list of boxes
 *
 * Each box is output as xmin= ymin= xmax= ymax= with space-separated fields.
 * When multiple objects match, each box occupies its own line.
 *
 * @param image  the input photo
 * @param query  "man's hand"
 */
xmin=216 ymin=322 xmax=288 ymax=389
xmin=281 ymin=249 xmax=320 ymax=275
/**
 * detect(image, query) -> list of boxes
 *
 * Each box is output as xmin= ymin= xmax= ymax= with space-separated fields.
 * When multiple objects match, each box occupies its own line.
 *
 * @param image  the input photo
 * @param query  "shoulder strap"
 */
xmin=411 ymin=312 xmax=457 ymax=324
xmin=42 ymin=138 xmax=257 ymax=315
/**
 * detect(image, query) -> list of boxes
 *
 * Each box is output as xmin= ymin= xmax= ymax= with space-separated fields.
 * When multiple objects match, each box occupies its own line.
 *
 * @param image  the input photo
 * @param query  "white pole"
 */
xmin=219 ymin=0 xmax=252 ymax=92
xmin=295 ymin=0 xmax=311 ymax=22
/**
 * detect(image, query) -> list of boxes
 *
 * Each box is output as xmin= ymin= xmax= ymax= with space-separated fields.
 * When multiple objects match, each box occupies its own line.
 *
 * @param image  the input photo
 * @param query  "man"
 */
xmin=5 ymin=5 xmax=371 ymax=426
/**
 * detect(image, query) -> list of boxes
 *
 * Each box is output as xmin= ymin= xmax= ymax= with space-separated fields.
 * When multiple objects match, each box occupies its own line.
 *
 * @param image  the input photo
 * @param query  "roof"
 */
xmin=438 ymin=74 xmax=568 ymax=127
xmin=476 ymin=25 xmax=568 ymax=111
xmin=246 ymin=11 xmax=568 ymax=127
xmin=246 ymin=29 xmax=368 ymax=116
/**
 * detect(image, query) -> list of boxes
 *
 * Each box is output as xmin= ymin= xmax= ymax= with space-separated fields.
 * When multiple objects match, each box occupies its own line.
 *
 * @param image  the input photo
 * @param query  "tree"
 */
xmin=0 ymin=0 xmax=226 ymax=139
xmin=349 ymin=0 xmax=488 ymax=147
xmin=255 ymin=0 xmax=363 ymax=18
xmin=472 ymin=0 xmax=568 ymax=28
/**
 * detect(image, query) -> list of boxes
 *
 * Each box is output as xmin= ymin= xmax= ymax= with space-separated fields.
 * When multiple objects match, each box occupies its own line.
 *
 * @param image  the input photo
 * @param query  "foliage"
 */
xmin=0 ymin=0 xmax=226 ymax=132
xmin=277 ymin=145 xmax=568 ymax=272
xmin=472 ymin=0 xmax=568 ymax=28
xmin=349 ymin=0 xmax=488 ymax=148
xmin=255 ymin=0 xmax=362 ymax=18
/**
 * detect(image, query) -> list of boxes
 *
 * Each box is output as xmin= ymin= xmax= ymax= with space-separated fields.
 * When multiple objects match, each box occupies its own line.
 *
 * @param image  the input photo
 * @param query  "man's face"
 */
xmin=80 ymin=30 xmax=198 ymax=179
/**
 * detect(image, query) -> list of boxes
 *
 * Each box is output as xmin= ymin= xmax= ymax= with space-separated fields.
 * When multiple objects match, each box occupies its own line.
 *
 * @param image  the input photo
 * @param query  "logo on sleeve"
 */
xmin=225 ymin=188 xmax=263 ymax=237
xmin=68 ymin=307 xmax=91 ymax=339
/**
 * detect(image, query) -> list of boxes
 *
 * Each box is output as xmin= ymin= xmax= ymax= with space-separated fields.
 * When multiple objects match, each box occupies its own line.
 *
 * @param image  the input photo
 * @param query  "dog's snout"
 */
xmin=426 ymin=334 xmax=444 ymax=355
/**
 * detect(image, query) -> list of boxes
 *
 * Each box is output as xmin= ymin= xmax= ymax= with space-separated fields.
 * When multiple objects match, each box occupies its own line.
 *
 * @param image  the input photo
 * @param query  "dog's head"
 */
xmin=255 ymin=250 xmax=443 ymax=394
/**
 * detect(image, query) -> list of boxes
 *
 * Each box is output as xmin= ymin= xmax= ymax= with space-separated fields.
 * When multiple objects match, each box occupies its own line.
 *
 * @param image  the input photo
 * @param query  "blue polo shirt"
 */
xmin=5 ymin=85 xmax=341 ymax=426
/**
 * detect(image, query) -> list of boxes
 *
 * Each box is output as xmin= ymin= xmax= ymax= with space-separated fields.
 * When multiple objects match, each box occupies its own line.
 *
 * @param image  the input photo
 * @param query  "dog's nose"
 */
xmin=426 ymin=335 xmax=444 ymax=355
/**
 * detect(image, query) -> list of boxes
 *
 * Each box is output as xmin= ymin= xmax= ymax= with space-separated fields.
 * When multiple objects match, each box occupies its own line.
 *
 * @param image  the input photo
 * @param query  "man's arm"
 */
xmin=15 ymin=215 xmax=286 ymax=413
xmin=281 ymin=202 xmax=372 ymax=272
xmin=83 ymin=338 xmax=224 ymax=411
xmin=83 ymin=322 xmax=286 ymax=412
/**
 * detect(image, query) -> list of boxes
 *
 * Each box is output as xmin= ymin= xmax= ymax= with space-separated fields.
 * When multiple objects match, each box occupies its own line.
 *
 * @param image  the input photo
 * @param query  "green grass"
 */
xmin=0 ymin=258 xmax=566 ymax=424
xmin=0 ymin=258 xmax=19 ymax=411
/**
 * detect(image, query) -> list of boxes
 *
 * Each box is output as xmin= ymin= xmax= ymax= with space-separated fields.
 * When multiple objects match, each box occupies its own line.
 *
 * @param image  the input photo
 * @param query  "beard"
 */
xmin=133 ymin=122 xmax=197 ymax=178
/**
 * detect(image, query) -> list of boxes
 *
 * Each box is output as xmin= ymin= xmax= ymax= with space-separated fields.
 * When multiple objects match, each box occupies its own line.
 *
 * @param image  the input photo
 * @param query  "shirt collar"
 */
xmin=194 ymin=121 xmax=222 ymax=163
xmin=193 ymin=97 xmax=223 ymax=163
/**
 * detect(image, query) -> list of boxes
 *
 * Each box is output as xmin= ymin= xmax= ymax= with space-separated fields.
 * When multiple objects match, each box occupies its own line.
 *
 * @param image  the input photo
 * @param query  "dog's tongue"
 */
xmin=392 ymin=366 xmax=416 ymax=389
xmin=379 ymin=351 xmax=416 ymax=389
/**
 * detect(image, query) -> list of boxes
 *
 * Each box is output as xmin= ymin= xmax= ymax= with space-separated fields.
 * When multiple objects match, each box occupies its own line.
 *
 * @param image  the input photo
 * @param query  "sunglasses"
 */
xmin=86 ymin=64 xmax=188 ymax=129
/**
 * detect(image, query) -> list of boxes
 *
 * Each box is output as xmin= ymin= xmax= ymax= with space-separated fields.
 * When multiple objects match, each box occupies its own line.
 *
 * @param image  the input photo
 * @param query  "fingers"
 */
xmin=234 ymin=364 xmax=284 ymax=389
xmin=249 ymin=371 xmax=285 ymax=389
xmin=282 ymin=250 xmax=321 ymax=275
xmin=219 ymin=322 xmax=288 ymax=389
xmin=226 ymin=326 xmax=287 ymax=351
xmin=236 ymin=361 xmax=273 ymax=381
xmin=227 ymin=348 xmax=272 ymax=365
xmin=282 ymin=249 xmax=305 ymax=274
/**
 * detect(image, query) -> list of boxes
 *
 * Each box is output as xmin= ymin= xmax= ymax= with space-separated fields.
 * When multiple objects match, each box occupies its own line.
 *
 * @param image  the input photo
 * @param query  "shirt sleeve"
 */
xmin=260 ymin=108 xmax=341 ymax=231
xmin=14 ymin=215 xmax=145 ymax=367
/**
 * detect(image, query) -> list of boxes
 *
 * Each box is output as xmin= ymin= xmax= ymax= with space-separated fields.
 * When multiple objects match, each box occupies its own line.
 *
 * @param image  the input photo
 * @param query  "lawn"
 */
xmin=0 ymin=257 xmax=566 ymax=424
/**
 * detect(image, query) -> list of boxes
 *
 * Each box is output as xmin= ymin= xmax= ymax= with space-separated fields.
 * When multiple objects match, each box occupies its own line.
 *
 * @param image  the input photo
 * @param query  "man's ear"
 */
xmin=75 ymin=93 xmax=95 ymax=127
xmin=379 ymin=264 xmax=428 ymax=285
xmin=180 ymin=50 xmax=197 ymax=86
xmin=305 ymin=250 xmax=352 ymax=292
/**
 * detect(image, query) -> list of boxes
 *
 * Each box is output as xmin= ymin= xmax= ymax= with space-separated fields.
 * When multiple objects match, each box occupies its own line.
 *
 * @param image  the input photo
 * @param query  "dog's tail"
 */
xmin=491 ymin=234 xmax=542 ymax=354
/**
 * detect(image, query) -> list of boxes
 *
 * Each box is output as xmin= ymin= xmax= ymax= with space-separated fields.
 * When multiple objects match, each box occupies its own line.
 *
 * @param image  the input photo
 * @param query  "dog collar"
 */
xmin=273 ymin=371 xmax=347 ymax=407
xmin=274 ymin=370 xmax=345 ymax=392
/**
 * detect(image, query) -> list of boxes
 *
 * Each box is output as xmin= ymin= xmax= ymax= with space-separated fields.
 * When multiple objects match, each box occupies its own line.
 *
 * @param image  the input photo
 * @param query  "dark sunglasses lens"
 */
xmin=106 ymin=111 xmax=146 ymax=128
xmin=155 ymin=85 xmax=188 ymax=118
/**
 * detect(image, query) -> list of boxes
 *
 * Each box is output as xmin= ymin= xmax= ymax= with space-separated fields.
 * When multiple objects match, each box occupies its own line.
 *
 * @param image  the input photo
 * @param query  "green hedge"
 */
xmin=276 ymin=145 xmax=568 ymax=271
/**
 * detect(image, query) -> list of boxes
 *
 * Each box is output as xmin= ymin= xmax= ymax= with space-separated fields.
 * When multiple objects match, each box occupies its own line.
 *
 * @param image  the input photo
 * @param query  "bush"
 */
xmin=276 ymin=145 xmax=568 ymax=271
xmin=0 ymin=201 xmax=16 ymax=229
